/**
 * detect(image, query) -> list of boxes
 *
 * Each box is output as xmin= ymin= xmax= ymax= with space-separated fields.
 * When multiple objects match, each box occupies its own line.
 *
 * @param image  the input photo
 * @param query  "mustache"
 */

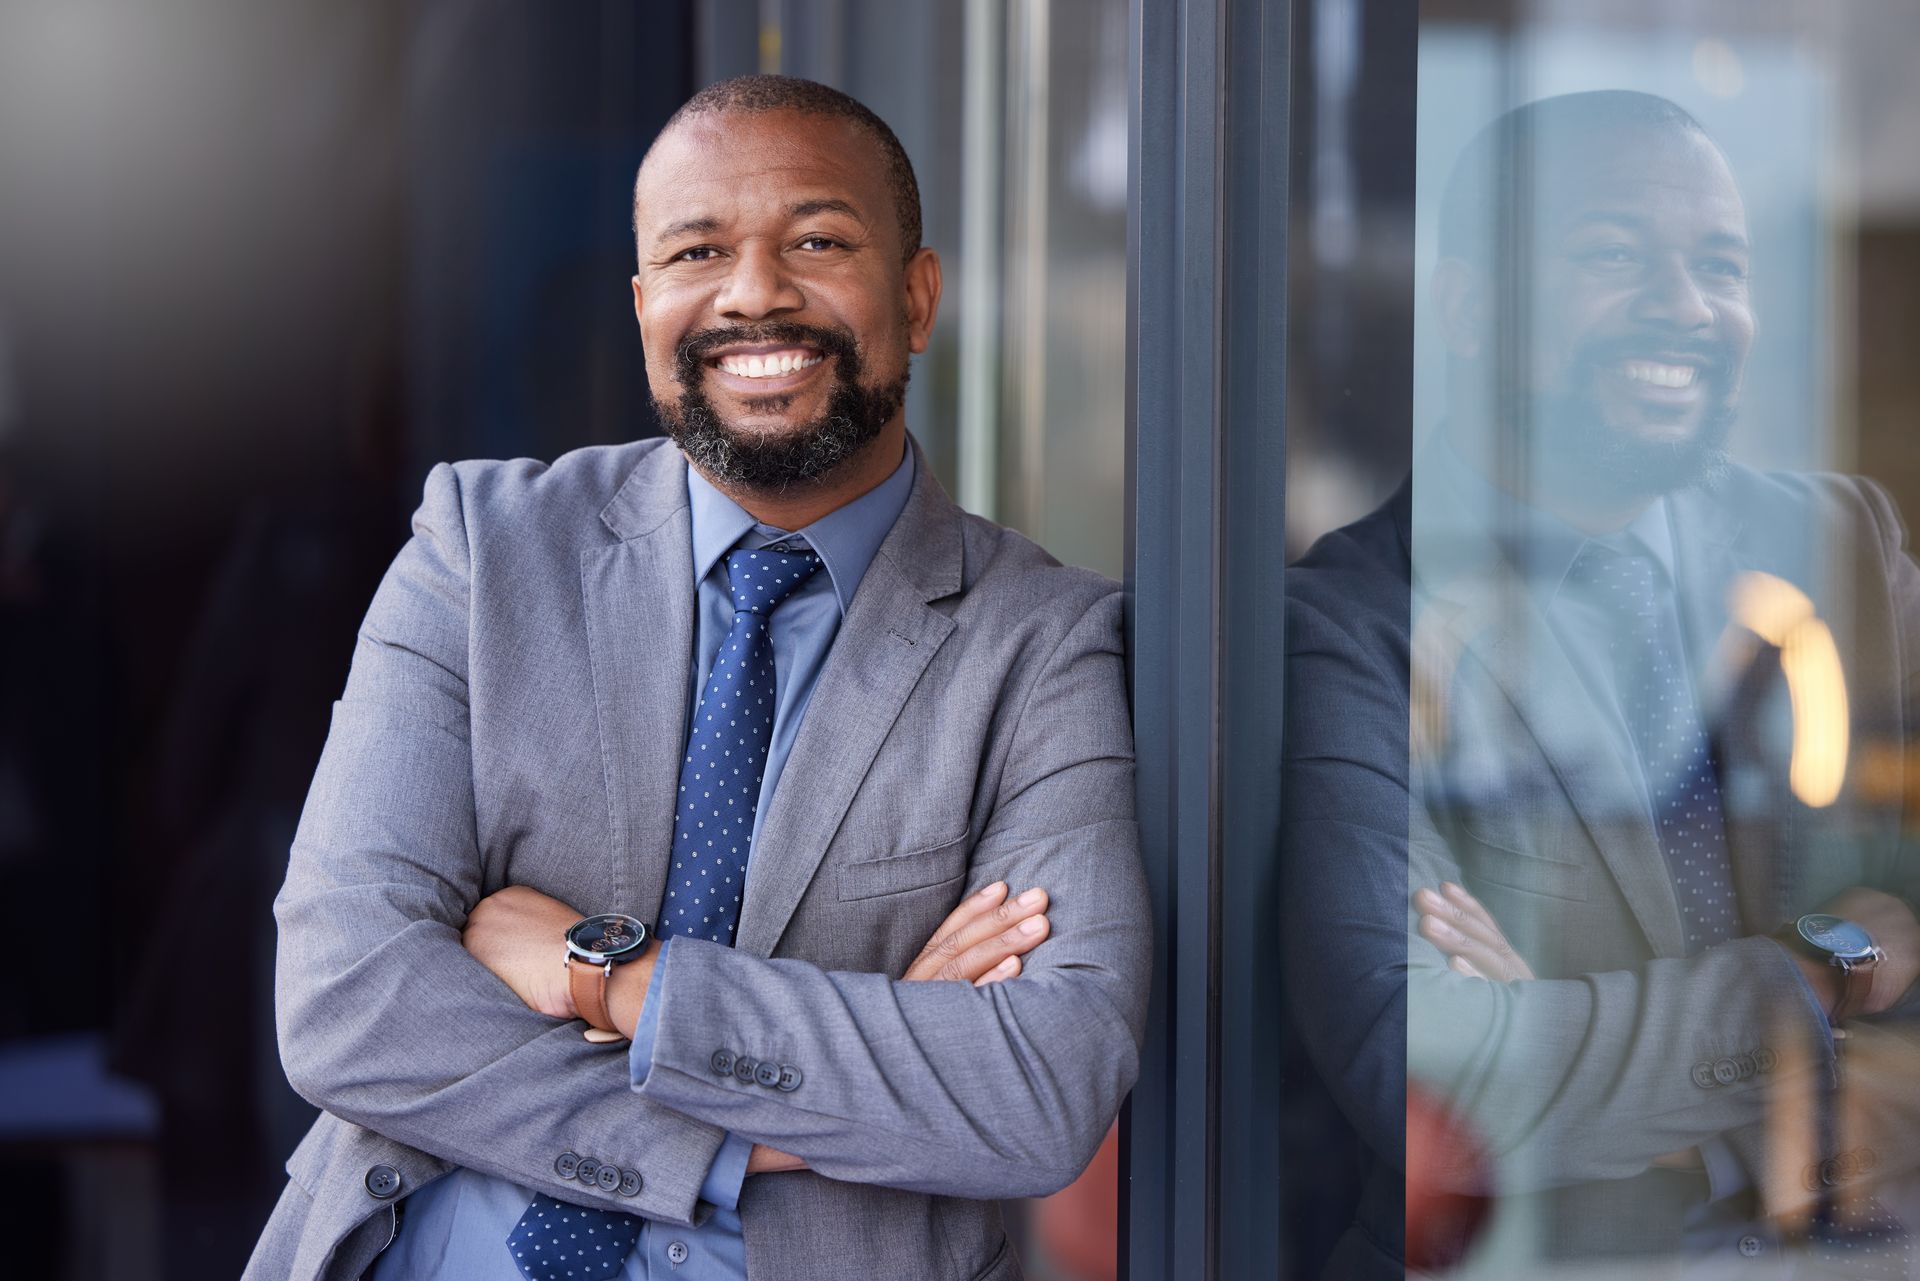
xmin=673 ymin=321 xmax=861 ymax=379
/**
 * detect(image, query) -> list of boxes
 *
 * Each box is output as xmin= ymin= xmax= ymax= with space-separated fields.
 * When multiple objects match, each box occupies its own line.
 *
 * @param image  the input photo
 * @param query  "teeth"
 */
xmin=716 ymin=351 xmax=824 ymax=379
xmin=1622 ymin=360 xmax=1698 ymax=389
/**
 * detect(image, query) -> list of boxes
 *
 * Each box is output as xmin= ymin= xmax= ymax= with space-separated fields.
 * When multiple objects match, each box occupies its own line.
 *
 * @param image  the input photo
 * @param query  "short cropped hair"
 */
xmin=1438 ymin=90 xmax=1714 ymax=266
xmin=643 ymin=74 xmax=923 ymax=260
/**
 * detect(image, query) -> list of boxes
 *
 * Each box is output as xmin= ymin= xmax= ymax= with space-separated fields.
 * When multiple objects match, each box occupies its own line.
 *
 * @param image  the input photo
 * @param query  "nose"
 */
xmin=713 ymin=242 xmax=804 ymax=321
xmin=1631 ymin=254 xmax=1714 ymax=332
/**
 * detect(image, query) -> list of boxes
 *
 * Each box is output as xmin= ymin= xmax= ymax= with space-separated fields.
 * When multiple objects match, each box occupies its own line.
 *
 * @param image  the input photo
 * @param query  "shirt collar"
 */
xmin=1430 ymin=429 xmax=1678 ymax=607
xmin=686 ymin=440 xmax=916 ymax=616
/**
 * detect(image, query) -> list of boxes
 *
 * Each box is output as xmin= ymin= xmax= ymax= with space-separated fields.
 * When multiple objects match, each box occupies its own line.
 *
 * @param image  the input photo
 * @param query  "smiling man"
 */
xmin=1283 ymin=92 xmax=1920 ymax=1277
xmin=245 ymin=76 xmax=1148 ymax=1281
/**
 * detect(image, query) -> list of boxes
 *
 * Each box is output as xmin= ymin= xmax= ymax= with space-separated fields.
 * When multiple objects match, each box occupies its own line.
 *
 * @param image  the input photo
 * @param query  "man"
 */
xmin=1284 ymin=91 xmax=1920 ymax=1277
xmin=246 ymin=75 xmax=1148 ymax=1281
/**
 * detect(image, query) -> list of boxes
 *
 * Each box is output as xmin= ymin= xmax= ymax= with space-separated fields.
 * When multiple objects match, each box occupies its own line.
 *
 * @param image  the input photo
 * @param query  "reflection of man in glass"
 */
xmin=1284 ymin=91 xmax=1920 ymax=1278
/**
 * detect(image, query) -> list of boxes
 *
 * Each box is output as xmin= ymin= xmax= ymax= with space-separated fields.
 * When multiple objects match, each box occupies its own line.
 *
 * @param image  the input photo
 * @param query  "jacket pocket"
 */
xmin=1461 ymin=821 xmax=1591 ymax=901
xmin=837 ymin=834 xmax=970 ymax=901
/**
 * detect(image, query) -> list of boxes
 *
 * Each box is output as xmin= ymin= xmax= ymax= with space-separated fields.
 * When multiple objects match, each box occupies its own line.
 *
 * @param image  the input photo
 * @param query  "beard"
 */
xmin=653 ymin=320 xmax=908 ymax=493
xmin=1518 ymin=335 xmax=1740 ymax=502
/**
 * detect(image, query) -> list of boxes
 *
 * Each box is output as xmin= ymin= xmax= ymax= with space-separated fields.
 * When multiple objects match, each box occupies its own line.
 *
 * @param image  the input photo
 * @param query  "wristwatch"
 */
xmin=1779 ymin=913 xmax=1884 ymax=1023
xmin=564 ymin=913 xmax=651 ymax=1037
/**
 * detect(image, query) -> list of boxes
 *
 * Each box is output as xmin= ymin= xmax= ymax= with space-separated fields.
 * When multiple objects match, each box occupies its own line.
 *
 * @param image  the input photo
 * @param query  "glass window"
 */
xmin=1283 ymin=2 xmax=1920 ymax=1276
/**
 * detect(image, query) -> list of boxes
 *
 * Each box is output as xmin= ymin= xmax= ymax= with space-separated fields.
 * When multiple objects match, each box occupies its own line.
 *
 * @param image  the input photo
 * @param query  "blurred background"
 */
xmin=0 ymin=1 xmax=1124 ymax=1277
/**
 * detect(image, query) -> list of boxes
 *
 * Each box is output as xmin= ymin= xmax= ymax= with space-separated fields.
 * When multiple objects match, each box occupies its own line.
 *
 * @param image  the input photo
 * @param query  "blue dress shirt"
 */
xmin=369 ymin=442 xmax=915 ymax=1281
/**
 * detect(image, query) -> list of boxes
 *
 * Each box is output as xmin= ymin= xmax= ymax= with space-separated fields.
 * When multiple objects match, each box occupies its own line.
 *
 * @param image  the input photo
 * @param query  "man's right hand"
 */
xmin=1782 ymin=887 xmax=1920 ymax=1020
xmin=748 ymin=880 xmax=1053 ymax=1174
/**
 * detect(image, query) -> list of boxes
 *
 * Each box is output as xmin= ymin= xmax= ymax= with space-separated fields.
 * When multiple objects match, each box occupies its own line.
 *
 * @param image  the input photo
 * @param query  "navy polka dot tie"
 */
xmin=1568 ymin=545 xmax=1738 ymax=953
xmin=506 ymin=545 xmax=818 ymax=1280
xmin=505 ymin=1195 xmax=639 ymax=1281
xmin=660 ymin=544 xmax=821 ymax=946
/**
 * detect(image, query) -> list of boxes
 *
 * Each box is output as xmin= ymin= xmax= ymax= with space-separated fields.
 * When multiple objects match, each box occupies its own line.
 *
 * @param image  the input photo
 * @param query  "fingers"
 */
xmin=904 ymin=883 xmax=1052 ymax=983
xmin=905 ymin=881 xmax=1017 ymax=971
xmin=1414 ymin=882 xmax=1535 ymax=982
xmin=939 ymin=912 xmax=1051 ymax=984
xmin=903 ymin=880 xmax=1010 ymax=981
xmin=975 ymin=955 xmax=1022 ymax=986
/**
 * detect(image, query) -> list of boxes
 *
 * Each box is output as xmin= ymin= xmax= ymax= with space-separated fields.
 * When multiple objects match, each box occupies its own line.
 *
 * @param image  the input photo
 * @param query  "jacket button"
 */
xmin=364 ymin=1164 xmax=402 ymax=1200
xmin=1755 ymin=1047 xmax=1778 ymax=1073
xmin=576 ymin=1157 xmax=602 ymax=1185
xmin=734 ymin=1057 xmax=758 ymax=1083
xmin=1712 ymin=1057 xmax=1740 ymax=1085
xmin=618 ymin=1168 xmax=643 ymax=1197
xmin=555 ymin=1151 xmax=581 ymax=1179
xmin=1734 ymin=1052 xmax=1757 ymax=1080
xmin=667 ymin=1240 xmax=690 ymax=1265
xmin=595 ymin=1164 xmax=621 ymax=1191
xmin=1691 ymin=1062 xmax=1718 ymax=1090
xmin=754 ymin=1060 xmax=781 ymax=1088
xmin=711 ymin=1049 xmax=735 ymax=1076
xmin=1738 ymin=1234 xmax=1764 ymax=1257
xmin=777 ymin=1064 xmax=803 ymax=1092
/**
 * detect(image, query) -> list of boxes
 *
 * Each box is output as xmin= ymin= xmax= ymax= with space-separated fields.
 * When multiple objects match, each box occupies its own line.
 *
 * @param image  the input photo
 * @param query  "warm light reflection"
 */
xmin=1728 ymin=572 xmax=1849 ymax=807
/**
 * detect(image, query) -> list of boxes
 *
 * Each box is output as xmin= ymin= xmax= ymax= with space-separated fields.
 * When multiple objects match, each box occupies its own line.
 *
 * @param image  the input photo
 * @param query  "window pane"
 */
xmin=1284 ymin=2 xmax=1920 ymax=1276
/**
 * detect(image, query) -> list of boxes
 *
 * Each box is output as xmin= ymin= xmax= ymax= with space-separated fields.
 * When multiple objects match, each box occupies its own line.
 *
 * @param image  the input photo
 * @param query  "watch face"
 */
xmin=566 ymin=913 xmax=650 ymax=963
xmin=1797 ymin=913 xmax=1876 ymax=960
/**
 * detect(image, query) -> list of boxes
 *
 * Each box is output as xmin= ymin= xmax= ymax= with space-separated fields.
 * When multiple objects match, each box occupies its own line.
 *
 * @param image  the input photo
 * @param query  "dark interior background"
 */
xmin=0 ymin=4 xmax=690 ymax=1275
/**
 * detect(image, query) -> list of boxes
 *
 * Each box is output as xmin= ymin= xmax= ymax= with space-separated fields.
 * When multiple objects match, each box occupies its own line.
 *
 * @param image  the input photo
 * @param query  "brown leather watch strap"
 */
xmin=568 ymin=956 xmax=616 ymax=1033
xmin=1832 ymin=956 xmax=1878 ymax=1024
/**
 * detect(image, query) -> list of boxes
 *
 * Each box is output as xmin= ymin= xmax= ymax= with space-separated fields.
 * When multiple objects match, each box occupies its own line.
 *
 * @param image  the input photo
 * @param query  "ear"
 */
xmin=1432 ymin=256 xmax=1489 ymax=361
xmin=631 ymin=275 xmax=645 ymax=326
xmin=903 ymin=248 xmax=944 ymax=355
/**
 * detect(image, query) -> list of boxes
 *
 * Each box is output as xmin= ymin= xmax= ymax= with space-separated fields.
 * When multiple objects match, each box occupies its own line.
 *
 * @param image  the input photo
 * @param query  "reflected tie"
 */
xmin=1568 ymin=544 xmax=1738 ymax=953
xmin=506 ymin=544 xmax=819 ymax=1281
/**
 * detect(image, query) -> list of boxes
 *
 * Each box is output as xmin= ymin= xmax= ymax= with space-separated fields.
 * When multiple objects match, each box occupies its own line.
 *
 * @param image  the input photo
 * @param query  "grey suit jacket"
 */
xmin=1284 ymin=462 xmax=1920 ymax=1276
xmin=246 ymin=437 xmax=1149 ymax=1281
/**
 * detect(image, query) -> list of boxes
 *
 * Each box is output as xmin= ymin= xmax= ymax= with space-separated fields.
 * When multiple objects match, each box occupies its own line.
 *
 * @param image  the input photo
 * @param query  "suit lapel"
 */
xmin=1439 ymin=581 xmax=1689 ymax=957
xmin=733 ymin=452 xmax=963 ymax=957
xmin=580 ymin=444 xmax=694 ymax=921
xmin=1413 ymin=462 xmax=1686 ymax=957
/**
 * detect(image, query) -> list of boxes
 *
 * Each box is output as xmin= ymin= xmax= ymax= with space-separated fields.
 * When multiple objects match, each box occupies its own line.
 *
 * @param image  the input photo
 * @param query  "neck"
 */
xmin=693 ymin=420 xmax=908 ymax=531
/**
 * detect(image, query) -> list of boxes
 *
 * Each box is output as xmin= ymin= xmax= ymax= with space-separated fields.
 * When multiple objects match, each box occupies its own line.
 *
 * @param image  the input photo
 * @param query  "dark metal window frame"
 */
xmin=1124 ymin=0 xmax=1291 ymax=1276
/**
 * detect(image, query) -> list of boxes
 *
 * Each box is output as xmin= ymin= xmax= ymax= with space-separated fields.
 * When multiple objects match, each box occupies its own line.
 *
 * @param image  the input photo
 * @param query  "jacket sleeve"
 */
xmin=273 ymin=462 xmax=727 ymax=1228
xmin=1281 ymin=586 xmax=1834 ymax=1192
xmin=627 ymin=592 xmax=1150 ymax=1199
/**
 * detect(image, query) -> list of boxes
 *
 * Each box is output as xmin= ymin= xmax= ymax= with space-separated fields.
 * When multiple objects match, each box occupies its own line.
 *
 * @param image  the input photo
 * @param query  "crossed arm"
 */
xmin=460 ymin=878 xmax=1060 ymax=1174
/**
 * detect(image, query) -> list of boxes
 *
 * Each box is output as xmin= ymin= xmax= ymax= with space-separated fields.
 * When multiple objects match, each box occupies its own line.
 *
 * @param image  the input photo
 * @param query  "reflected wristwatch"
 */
xmin=1779 ymin=913 xmax=1885 ymax=1023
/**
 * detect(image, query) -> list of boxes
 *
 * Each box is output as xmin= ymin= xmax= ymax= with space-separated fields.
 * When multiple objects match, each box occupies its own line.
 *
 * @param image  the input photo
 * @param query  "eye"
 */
xmin=672 ymin=245 xmax=722 ymax=263
xmin=797 ymin=235 xmax=844 ymax=252
xmin=1697 ymin=256 xmax=1749 ymax=282
xmin=1580 ymin=244 xmax=1640 ymax=269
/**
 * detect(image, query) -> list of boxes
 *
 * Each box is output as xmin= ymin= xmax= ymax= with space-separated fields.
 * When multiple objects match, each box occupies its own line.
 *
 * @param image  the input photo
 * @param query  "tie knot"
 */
xmin=1567 ymin=542 xmax=1662 ymax=619
xmin=725 ymin=545 xmax=823 ymax=616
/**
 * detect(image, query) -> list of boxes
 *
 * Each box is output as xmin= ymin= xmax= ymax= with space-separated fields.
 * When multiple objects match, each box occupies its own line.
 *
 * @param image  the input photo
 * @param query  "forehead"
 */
xmin=635 ymin=109 xmax=892 ymax=238
xmin=1536 ymin=127 xmax=1747 ymax=241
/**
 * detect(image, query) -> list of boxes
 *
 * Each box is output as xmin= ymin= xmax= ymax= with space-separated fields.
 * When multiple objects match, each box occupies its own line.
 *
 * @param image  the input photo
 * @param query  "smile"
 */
xmin=1619 ymin=359 xmax=1699 ymax=389
xmin=709 ymin=347 xmax=826 ymax=379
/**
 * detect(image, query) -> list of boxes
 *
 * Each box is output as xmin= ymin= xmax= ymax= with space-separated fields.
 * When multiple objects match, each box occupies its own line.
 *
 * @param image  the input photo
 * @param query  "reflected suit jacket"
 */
xmin=1283 ymin=459 xmax=1920 ymax=1278
xmin=244 ymin=437 xmax=1149 ymax=1281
